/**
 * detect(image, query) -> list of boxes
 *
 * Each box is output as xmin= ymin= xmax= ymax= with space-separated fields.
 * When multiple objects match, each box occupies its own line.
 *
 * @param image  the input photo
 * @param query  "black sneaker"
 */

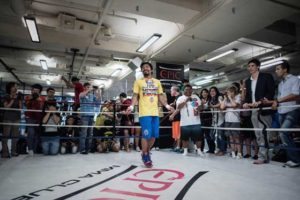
xmin=80 ymin=150 xmax=88 ymax=155
xmin=252 ymin=155 xmax=258 ymax=160
xmin=243 ymin=154 xmax=251 ymax=158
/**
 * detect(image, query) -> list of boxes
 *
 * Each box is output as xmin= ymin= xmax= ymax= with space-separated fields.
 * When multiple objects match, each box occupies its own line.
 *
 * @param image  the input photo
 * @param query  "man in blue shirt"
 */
xmin=263 ymin=60 xmax=300 ymax=167
xmin=79 ymin=82 xmax=101 ymax=154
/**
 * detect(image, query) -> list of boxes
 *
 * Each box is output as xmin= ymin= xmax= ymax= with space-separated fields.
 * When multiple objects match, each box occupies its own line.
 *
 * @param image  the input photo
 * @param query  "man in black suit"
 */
xmin=243 ymin=58 xmax=275 ymax=164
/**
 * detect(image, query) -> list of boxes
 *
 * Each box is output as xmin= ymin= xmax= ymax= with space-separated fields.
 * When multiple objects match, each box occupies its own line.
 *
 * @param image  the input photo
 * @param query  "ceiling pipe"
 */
xmin=10 ymin=0 xmax=26 ymax=17
xmin=0 ymin=59 xmax=25 ymax=86
xmin=69 ymin=48 xmax=79 ymax=80
xmin=77 ymin=0 xmax=113 ymax=77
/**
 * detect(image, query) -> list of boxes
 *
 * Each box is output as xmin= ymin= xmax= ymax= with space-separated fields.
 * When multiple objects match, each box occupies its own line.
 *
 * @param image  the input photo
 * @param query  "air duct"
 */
xmin=10 ymin=0 xmax=26 ymax=16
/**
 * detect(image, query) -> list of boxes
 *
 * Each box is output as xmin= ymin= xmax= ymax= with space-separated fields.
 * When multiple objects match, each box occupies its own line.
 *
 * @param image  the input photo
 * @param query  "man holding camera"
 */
xmin=25 ymin=84 xmax=45 ymax=155
xmin=61 ymin=76 xmax=84 ymax=111
xmin=79 ymin=82 xmax=101 ymax=154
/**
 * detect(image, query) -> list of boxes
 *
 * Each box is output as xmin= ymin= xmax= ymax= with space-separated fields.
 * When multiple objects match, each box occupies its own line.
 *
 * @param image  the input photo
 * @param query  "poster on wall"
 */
xmin=156 ymin=63 xmax=184 ymax=93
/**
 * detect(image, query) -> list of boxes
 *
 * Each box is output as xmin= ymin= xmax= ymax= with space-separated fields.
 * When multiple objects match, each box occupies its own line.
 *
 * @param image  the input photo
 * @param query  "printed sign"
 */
xmin=156 ymin=63 xmax=184 ymax=92
xmin=11 ymin=165 xmax=208 ymax=200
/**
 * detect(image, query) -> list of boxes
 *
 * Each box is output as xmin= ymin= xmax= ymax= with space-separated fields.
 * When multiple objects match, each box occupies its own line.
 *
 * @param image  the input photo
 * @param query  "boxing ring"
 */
xmin=0 ymin=104 xmax=299 ymax=200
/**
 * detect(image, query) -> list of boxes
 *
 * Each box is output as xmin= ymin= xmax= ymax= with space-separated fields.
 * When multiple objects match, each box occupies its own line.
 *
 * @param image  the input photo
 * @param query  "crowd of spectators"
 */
xmin=0 ymin=59 xmax=299 ymax=168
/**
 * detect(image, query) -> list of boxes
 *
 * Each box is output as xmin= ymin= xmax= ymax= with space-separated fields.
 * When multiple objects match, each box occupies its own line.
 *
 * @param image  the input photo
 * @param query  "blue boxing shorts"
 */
xmin=139 ymin=116 xmax=160 ymax=139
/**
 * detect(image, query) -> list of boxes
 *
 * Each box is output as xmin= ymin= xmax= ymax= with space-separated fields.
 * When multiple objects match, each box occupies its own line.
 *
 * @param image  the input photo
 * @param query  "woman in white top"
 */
xmin=220 ymin=86 xmax=242 ymax=159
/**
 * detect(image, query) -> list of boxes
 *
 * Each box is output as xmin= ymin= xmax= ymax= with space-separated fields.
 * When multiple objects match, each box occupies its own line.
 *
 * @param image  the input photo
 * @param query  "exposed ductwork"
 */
xmin=32 ymin=13 xmax=115 ymax=41
xmin=10 ymin=0 xmax=26 ymax=17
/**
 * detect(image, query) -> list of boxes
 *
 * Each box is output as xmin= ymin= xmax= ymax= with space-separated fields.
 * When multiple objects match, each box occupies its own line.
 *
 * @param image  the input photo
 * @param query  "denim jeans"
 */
xmin=26 ymin=118 xmax=39 ymax=152
xmin=41 ymin=137 xmax=60 ymax=155
xmin=80 ymin=116 xmax=94 ymax=152
xmin=216 ymin=122 xmax=227 ymax=153
xmin=278 ymin=109 xmax=300 ymax=163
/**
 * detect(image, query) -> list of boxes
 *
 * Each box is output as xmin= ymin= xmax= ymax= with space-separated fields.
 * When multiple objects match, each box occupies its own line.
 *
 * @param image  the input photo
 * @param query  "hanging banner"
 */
xmin=156 ymin=63 xmax=184 ymax=92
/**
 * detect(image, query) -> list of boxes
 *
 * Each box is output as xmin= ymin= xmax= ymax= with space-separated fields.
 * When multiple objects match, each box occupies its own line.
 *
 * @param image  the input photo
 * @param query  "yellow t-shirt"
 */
xmin=133 ymin=78 xmax=163 ymax=117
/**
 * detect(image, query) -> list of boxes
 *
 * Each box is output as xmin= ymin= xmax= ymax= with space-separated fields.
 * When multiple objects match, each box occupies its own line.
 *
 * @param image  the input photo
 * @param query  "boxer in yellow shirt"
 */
xmin=127 ymin=62 xmax=173 ymax=167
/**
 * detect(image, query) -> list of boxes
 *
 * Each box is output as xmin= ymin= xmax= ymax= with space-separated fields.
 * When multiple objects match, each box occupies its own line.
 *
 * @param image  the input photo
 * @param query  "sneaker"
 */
xmin=148 ymin=152 xmax=152 ymax=163
xmin=1 ymin=154 xmax=10 ymax=158
xmin=182 ymin=149 xmax=188 ymax=156
xmin=197 ymin=150 xmax=205 ymax=157
xmin=252 ymin=155 xmax=258 ymax=160
xmin=129 ymin=143 xmax=133 ymax=150
xmin=155 ymin=147 xmax=160 ymax=151
xmin=28 ymin=150 xmax=34 ymax=156
xmin=215 ymin=151 xmax=225 ymax=156
xmin=253 ymin=159 xmax=269 ymax=164
xmin=236 ymin=153 xmax=242 ymax=159
xmin=231 ymin=151 xmax=236 ymax=159
xmin=136 ymin=146 xmax=141 ymax=152
xmin=206 ymin=150 xmax=214 ymax=154
xmin=243 ymin=154 xmax=251 ymax=158
xmin=284 ymin=161 xmax=300 ymax=168
xmin=80 ymin=150 xmax=88 ymax=155
xmin=141 ymin=153 xmax=152 ymax=167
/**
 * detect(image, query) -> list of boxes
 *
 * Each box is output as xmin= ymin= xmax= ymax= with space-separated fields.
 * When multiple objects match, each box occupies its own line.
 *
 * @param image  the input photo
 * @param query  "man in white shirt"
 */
xmin=170 ymin=84 xmax=204 ymax=156
xmin=243 ymin=58 xmax=275 ymax=164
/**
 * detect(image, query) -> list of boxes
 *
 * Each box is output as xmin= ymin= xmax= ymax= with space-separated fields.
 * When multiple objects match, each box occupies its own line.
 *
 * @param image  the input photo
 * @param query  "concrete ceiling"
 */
xmin=0 ymin=0 xmax=299 ymax=97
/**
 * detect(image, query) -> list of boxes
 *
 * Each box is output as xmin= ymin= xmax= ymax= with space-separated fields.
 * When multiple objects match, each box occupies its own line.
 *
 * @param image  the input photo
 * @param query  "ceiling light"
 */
xmin=40 ymin=60 xmax=48 ymax=70
xmin=194 ymin=79 xmax=213 ymax=86
xmin=46 ymin=80 xmax=51 ymax=85
xmin=205 ymin=48 xmax=238 ymax=62
xmin=23 ymin=16 xmax=40 ymax=43
xmin=260 ymin=58 xmax=284 ymax=69
xmin=136 ymin=34 xmax=162 ymax=53
xmin=192 ymin=86 xmax=202 ymax=89
xmin=184 ymin=68 xmax=190 ymax=72
xmin=205 ymin=75 xmax=214 ymax=79
xmin=111 ymin=68 xmax=122 ymax=77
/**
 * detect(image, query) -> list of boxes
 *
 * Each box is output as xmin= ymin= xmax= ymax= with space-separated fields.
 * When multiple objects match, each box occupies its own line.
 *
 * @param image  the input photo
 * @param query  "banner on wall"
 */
xmin=156 ymin=63 xmax=184 ymax=92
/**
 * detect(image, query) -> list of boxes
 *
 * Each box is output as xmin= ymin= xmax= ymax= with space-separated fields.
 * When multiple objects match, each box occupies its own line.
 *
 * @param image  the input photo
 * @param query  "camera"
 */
xmin=46 ymin=101 xmax=56 ymax=108
xmin=17 ymin=92 xmax=23 ymax=100
xmin=32 ymin=93 xmax=39 ymax=100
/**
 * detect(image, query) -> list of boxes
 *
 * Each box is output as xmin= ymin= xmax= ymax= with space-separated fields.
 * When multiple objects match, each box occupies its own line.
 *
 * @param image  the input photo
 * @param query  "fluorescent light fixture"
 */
xmin=46 ymin=80 xmax=51 ymax=85
xmin=136 ymin=34 xmax=162 ymax=53
xmin=184 ymin=68 xmax=190 ymax=72
xmin=40 ymin=60 xmax=48 ymax=70
xmin=205 ymin=75 xmax=214 ymax=79
xmin=111 ymin=68 xmax=122 ymax=77
xmin=23 ymin=16 xmax=40 ymax=43
xmin=192 ymin=86 xmax=202 ymax=89
xmin=261 ymin=57 xmax=283 ymax=65
xmin=260 ymin=58 xmax=284 ymax=69
xmin=206 ymin=48 xmax=238 ymax=62
xmin=194 ymin=79 xmax=213 ymax=86
xmin=99 ymin=84 xmax=105 ymax=88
